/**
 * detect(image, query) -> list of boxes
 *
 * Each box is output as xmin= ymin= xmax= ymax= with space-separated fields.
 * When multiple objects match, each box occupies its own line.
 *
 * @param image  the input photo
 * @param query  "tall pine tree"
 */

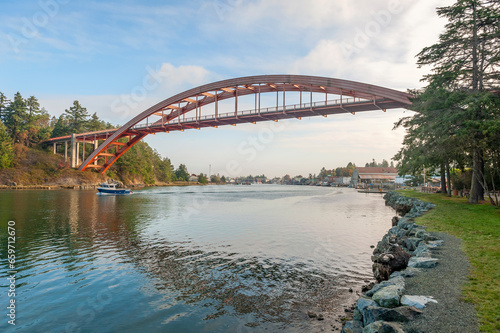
xmin=64 ymin=100 xmax=89 ymax=133
xmin=3 ymin=92 xmax=28 ymax=144
xmin=414 ymin=0 xmax=500 ymax=203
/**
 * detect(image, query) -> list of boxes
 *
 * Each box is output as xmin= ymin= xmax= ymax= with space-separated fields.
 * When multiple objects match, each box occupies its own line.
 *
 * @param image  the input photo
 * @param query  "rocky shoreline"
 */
xmin=341 ymin=191 xmax=441 ymax=333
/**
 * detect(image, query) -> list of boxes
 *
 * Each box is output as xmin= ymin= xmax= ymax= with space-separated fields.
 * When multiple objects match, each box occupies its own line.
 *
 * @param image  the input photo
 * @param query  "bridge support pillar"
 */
xmin=71 ymin=134 xmax=77 ymax=168
xmin=65 ymin=141 xmax=68 ymax=161
xmin=76 ymin=140 xmax=80 ymax=166
xmin=53 ymin=142 xmax=56 ymax=154
xmin=94 ymin=140 xmax=99 ymax=165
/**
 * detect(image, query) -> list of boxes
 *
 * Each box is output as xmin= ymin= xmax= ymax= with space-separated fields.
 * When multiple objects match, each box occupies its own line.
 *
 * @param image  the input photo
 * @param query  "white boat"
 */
xmin=97 ymin=183 xmax=132 ymax=195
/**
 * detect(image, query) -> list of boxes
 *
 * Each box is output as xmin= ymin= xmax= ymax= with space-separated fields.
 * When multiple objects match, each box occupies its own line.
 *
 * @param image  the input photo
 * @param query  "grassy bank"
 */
xmin=398 ymin=190 xmax=499 ymax=332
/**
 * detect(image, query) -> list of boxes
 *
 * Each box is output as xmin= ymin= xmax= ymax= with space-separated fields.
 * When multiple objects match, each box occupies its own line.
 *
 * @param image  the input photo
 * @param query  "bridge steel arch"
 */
xmin=77 ymin=75 xmax=411 ymax=173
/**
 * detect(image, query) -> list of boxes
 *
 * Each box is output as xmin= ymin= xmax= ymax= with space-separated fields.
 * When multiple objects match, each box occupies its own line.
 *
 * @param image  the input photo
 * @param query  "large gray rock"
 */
xmin=414 ymin=228 xmax=428 ymax=239
xmin=362 ymin=320 xmax=404 ymax=333
xmin=372 ymin=285 xmax=402 ymax=308
xmin=397 ymin=217 xmax=414 ymax=229
xmin=356 ymin=297 xmax=378 ymax=312
xmin=408 ymin=257 xmax=439 ymax=268
xmin=401 ymin=295 xmax=438 ymax=309
xmin=353 ymin=308 xmax=363 ymax=322
xmin=356 ymin=298 xmax=378 ymax=324
xmin=396 ymin=228 xmax=409 ymax=239
xmin=342 ymin=320 xmax=364 ymax=333
xmin=413 ymin=242 xmax=431 ymax=257
xmin=366 ymin=276 xmax=405 ymax=297
xmin=390 ymin=267 xmax=420 ymax=278
xmin=404 ymin=237 xmax=423 ymax=251
xmin=363 ymin=305 xmax=422 ymax=326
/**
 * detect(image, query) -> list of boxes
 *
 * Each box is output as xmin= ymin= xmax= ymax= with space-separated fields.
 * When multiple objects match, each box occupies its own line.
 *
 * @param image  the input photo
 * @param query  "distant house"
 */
xmin=337 ymin=176 xmax=351 ymax=185
xmin=352 ymin=167 xmax=398 ymax=187
xmin=328 ymin=176 xmax=339 ymax=183
xmin=255 ymin=177 xmax=267 ymax=184
xmin=189 ymin=174 xmax=198 ymax=182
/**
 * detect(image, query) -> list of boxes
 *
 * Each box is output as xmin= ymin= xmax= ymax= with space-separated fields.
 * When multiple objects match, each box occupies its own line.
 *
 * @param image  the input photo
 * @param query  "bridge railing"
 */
xmin=132 ymin=97 xmax=368 ymax=130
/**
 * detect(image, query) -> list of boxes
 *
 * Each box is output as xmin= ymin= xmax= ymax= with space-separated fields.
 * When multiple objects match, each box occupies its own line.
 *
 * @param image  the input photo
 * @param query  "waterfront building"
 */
xmin=352 ymin=167 xmax=398 ymax=188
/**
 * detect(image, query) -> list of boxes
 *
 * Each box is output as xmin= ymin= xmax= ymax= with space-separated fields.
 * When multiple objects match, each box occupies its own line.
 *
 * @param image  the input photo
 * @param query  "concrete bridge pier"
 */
xmin=68 ymin=134 xmax=100 ymax=168
xmin=71 ymin=133 xmax=77 ymax=168
xmin=76 ymin=139 xmax=80 ymax=166
xmin=94 ymin=140 xmax=98 ymax=165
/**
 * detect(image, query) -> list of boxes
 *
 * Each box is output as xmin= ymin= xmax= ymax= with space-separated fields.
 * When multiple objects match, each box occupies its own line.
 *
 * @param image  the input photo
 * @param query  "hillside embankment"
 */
xmin=0 ymin=145 xmax=197 ymax=189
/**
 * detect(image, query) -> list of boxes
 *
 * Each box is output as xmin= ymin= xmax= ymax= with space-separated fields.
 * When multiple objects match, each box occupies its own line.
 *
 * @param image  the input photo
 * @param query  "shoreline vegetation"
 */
xmin=398 ymin=190 xmax=499 ymax=332
xmin=0 ymin=94 xmax=220 ymax=187
xmin=0 ymin=144 xmax=213 ymax=190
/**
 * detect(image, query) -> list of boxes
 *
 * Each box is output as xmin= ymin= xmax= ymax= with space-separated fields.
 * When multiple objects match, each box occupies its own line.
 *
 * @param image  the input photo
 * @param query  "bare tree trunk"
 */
xmin=469 ymin=146 xmax=485 ymax=203
xmin=440 ymin=163 xmax=447 ymax=194
xmin=446 ymin=160 xmax=452 ymax=197
xmin=479 ymin=148 xmax=485 ymax=199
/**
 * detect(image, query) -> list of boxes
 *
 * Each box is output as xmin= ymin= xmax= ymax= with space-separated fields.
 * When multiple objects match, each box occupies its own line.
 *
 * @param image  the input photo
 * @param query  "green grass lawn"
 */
xmin=398 ymin=190 xmax=500 ymax=332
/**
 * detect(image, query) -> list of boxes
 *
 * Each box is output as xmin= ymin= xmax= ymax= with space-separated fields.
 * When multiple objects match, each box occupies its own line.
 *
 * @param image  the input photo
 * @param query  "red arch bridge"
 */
xmin=44 ymin=75 xmax=412 ymax=173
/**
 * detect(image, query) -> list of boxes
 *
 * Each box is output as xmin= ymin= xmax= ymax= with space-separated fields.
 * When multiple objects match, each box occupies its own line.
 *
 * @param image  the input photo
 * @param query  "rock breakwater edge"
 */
xmin=342 ymin=191 xmax=453 ymax=333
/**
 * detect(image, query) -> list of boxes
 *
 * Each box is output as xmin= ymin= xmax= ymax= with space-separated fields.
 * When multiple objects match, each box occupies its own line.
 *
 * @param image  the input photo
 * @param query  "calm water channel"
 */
xmin=0 ymin=185 xmax=395 ymax=332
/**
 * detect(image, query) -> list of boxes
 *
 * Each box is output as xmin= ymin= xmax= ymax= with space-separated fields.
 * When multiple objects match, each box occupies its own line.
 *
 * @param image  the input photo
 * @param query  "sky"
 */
xmin=0 ymin=0 xmax=455 ymax=178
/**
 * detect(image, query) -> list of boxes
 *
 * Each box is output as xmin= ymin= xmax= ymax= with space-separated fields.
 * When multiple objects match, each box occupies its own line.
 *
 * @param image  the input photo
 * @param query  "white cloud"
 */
xmin=39 ymin=63 xmax=217 ymax=124
xmin=289 ymin=0 xmax=455 ymax=90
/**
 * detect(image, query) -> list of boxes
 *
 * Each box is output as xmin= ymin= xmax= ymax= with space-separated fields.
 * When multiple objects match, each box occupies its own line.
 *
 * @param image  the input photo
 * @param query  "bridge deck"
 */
xmin=132 ymin=98 xmax=402 ymax=133
xmin=46 ymin=97 xmax=403 ymax=143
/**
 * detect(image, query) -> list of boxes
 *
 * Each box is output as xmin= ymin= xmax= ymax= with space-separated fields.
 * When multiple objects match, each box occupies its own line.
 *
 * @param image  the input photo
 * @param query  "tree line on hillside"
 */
xmin=394 ymin=0 xmax=500 ymax=205
xmin=0 ymin=92 xmax=194 ymax=185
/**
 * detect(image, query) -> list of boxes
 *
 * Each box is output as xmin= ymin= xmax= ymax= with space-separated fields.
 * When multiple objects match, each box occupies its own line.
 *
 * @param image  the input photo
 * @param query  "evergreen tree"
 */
xmin=51 ymin=115 xmax=71 ymax=138
xmin=175 ymin=164 xmax=190 ymax=181
xmin=198 ymin=173 xmax=208 ymax=184
xmin=24 ymin=96 xmax=47 ymax=146
xmin=0 ymin=121 xmax=13 ymax=168
xmin=0 ymin=92 xmax=10 ymax=124
xmin=415 ymin=0 xmax=500 ymax=203
xmin=88 ymin=112 xmax=106 ymax=131
xmin=29 ymin=107 xmax=52 ymax=145
xmin=64 ymin=100 xmax=89 ymax=133
xmin=25 ymin=96 xmax=41 ymax=123
xmin=394 ymin=86 xmax=466 ymax=195
xmin=3 ymin=92 xmax=28 ymax=144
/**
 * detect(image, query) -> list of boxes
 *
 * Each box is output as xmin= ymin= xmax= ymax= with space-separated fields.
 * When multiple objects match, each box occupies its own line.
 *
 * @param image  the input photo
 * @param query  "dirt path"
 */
xmin=402 ymin=232 xmax=479 ymax=333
